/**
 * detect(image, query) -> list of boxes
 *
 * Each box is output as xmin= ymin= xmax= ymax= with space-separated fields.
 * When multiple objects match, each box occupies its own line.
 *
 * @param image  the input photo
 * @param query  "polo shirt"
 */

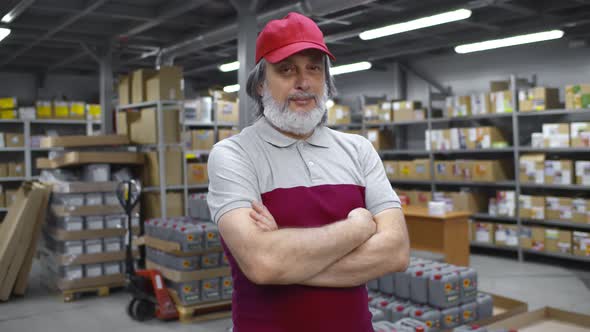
xmin=207 ymin=117 xmax=401 ymax=332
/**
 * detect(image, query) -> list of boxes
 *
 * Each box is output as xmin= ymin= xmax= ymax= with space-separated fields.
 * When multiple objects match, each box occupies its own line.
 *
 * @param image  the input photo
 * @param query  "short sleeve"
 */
xmin=360 ymin=139 xmax=401 ymax=215
xmin=207 ymin=141 xmax=261 ymax=224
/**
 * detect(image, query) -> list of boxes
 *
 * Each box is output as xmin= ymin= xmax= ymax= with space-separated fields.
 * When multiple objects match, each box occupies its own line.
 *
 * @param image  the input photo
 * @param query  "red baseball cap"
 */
xmin=256 ymin=12 xmax=335 ymax=64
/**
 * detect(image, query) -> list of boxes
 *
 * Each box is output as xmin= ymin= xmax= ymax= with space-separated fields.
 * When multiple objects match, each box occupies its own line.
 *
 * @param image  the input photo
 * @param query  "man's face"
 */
xmin=263 ymin=49 xmax=326 ymax=113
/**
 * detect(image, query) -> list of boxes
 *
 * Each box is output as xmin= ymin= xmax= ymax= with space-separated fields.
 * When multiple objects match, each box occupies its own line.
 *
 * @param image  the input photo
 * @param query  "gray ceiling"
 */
xmin=1 ymin=0 xmax=590 ymax=90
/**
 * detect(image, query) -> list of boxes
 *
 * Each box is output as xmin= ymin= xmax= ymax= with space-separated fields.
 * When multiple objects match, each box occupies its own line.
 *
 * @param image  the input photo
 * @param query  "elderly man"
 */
xmin=207 ymin=12 xmax=409 ymax=332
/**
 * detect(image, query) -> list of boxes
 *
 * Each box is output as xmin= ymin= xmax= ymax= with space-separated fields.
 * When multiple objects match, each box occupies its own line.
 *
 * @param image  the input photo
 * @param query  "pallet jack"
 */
xmin=117 ymin=179 xmax=179 ymax=321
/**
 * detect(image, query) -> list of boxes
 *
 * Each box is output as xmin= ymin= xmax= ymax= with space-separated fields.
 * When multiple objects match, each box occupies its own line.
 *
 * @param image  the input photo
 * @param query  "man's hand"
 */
xmin=347 ymin=207 xmax=377 ymax=236
xmin=250 ymin=201 xmax=278 ymax=231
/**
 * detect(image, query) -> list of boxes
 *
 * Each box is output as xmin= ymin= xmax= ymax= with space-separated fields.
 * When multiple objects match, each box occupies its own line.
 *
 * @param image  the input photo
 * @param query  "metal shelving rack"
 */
xmin=117 ymin=96 xmax=239 ymax=219
xmin=0 ymin=117 xmax=100 ymax=214
xmin=331 ymin=75 xmax=590 ymax=264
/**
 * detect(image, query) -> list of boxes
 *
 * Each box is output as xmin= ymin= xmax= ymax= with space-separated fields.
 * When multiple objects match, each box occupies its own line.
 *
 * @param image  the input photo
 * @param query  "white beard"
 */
xmin=261 ymin=82 xmax=328 ymax=136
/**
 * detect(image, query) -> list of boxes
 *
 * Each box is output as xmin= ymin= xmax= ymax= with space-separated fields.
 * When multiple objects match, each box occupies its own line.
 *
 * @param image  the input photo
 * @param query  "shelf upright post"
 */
xmin=427 ymin=85 xmax=436 ymax=195
xmin=24 ymin=119 xmax=32 ymax=179
xmin=510 ymin=74 xmax=523 ymax=262
xmin=156 ymin=101 xmax=167 ymax=220
xmin=180 ymin=101 xmax=190 ymax=216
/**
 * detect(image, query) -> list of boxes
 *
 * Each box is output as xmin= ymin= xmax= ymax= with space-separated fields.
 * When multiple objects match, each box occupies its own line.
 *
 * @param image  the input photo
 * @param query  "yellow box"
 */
xmin=0 ymin=97 xmax=17 ymax=109
xmin=0 ymin=110 xmax=17 ymax=119
xmin=88 ymin=104 xmax=101 ymax=120
xmin=53 ymin=101 xmax=70 ymax=118
xmin=69 ymin=102 xmax=86 ymax=119
xmin=36 ymin=101 xmax=53 ymax=118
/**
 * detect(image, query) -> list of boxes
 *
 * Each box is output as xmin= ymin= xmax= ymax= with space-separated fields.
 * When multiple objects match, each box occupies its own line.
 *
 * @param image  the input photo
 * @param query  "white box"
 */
xmin=64 ymin=266 xmax=83 ymax=280
xmin=84 ymin=264 xmax=103 ymax=278
xmin=105 ymin=215 xmax=123 ymax=229
xmin=57 ymin=217 xmax=84 ymax=231
xmin=52 ymin=194 xmax=85 ymax=206
xmin=576 ymin=161 xmax=590 ymax=185
xmin=85 ymin=193 xmax=103 ymax=206
xmin=542 ymin=124 xmax=569 ymax=148
xmin=103 ymin=262 xmax=121 ymax=275
xmin=545 ymin=160 xmax=572 ymax=185
xmin=104 ymin=193 xmax=119 ymax=205
xmin=85 ymin=216 xmax=104 ymax=230
xmin=64 ymin=241 xmax=84 ymax=255
xmin=531 ymin=133 xmax=544 ymax=148
xmin=83 ymin=164 xmax=111 ymax=182
xmin=104 ymin=237 xmax=123 ymax=252
xmin=84 ymin=239 xmax=103 ymax=254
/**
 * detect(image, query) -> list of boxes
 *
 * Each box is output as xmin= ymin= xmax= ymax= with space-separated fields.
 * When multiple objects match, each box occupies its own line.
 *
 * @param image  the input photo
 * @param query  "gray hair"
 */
xmin=246 ymin=56 xmax=337 ymax=118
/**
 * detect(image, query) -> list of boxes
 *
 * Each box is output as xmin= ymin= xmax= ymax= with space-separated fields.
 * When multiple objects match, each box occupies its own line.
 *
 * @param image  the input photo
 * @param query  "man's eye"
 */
xmin=281 ymin=67 xmax=293 ymax=73
xmin=310 ymin=65 xmax=321 ymax=71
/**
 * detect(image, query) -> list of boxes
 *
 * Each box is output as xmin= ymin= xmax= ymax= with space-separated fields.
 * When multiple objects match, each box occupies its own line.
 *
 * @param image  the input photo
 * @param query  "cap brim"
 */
xmin=264 ymin=41 xmax=336 ymax=64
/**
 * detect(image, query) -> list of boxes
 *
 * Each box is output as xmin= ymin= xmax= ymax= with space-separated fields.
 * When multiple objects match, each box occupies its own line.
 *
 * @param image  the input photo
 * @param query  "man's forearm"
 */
xmin=252 ymin=217 xmax=373 ymax=285
xmin=300 ymin=209 xmax=409 ymax=287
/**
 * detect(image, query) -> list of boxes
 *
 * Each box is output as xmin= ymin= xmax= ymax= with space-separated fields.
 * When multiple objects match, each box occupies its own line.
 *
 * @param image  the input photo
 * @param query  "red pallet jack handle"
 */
xmin=136 ymin=269 xmax=179 ymax=320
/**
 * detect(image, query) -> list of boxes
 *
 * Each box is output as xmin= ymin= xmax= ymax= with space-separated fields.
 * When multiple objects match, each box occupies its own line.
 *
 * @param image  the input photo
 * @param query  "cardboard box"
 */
xmin=545 ymin=229 xmax=572 ymax=254
xmin=366 ymin=129 xmax=394 ymax=151
xmin=519 ymin=154 xmax=545 ymax=184
xmin=495 ymin=190 xmax=516 ymax=217
xmin=396 ymin=190 xmax=411 ymax=206
xmin=116 ymin=111 xmax=130 ymax=136
xmin=326 ymin=104 xmax=351 ymax=125
xmin=382 ymin=161 xmax=399 ymax=180
xmin=412 ymin=159 xmax=431 ymax=180
xmin=5 ymin=189 xmax=18 ymax=207
xmin=490 ymin=90 xmax=513 ymax=113
xmin=495 ymin=224 xmax=519 ymax=247
xmin=518 ymin=87 xmax=560 ymax=112
xmin=470 ymin=93 xmax=491 ymax=115
xmin=576 ymin=161 xmax=590 ymax=185
xmin=69 ymin=102 xmax=86 ymax=119
xmin=0 ymin=163 xmax=7 ymax=177
xmin=565 ymin=83 xmax=590 ymax=110
xmin=429 ymin=129 xmax=452 ymax=151
xmin=5 ymin=133 xmax=24 ymax=147
xmin=0 ymin=110 xmax=17 ymax=119
xmin=392 ymin=109 xmax=417 ymax=122
xmin=573 ymin=231 xmax=590 ymax=257
xmin=544 ymin=159 xmax=573 ymax=185
xmin=87 ymin=104 xmax=101 ymax=120
xmin=487 ymin=307 xmax=590 ymax=331
xmin=0 ymin=97 xmax=17 ymax=109
xmin=8 ymin=162 xmax=24 ymax=177
xmin=215 ymin=100 xmax=239 ymax=124
xmin=0 ymin=191 xmax=5 ymax=208
xmin=40 ymin=135 xmax=129 ymax=148
xmin=131 ymin=69 xmax=157 ymax=104
xmin=542 ymin=123 xmax=570 ymax=148
xmin=398 ymin=161 xmax=413 ymax=179
xmin=187 ymin=163 xmax=208 ymax=185
xmin=146 ymin=66 xmax=183 ymax=102
xmin=519 ymin=195 xmax=545 ymax=220
xmin=450 ymin=191 xmax=486 ymax=213
xmin=466 ymin=127 xmax=506 ymax=149
xmin=189 ymin=130 xmax=215 ymax=150
xmin=450 ymin=128 xmax=468 ymax=150
xmin=118 ymin=75 xmax=132 ymax=106
xmin=53 ymin=101 xmax=69 ymax=118
xmin=570 ymin=122 xmax=590 ymax=147
xmin=393 ymin=100 xmax=421 ymax=111
xmin=490 ymin=81 xmax=509 ymax=92
xmin=218 ymin=129 xmax=239 ymax=141
xmin=434 ymin=161 xmax=452 ymax=181
xmin=473 ymin=160 xmax=511 ymax=182
xmin=572 ymin=198 xmax=590 ymax=224
xmin=455 ymin=159 xmax=473 ymax=181
xmin=472 ymin=222 xmax=494 ymax=244
xmin=35 ymin=101 xmax=52 ymax=118
xmin=409 ymin=190 xmax=432 ymax=208
xmin=36 ymin=151 xmax=144 ymax=169
xmin=364 ymin=103 xmax=391 ymax=124
xmin=446 ymin=95 xmax=471 ymax=117
xmin=519 ymin=226 xmax=546 ymax=250
xmin=143 ymin=192 xmax=184 ymax=219
xmin=143 ymin=148 xmax=183 ymax=186
xmin=545 ymin=196 xmax=573 ymax=221
xmin=129 ymin=108 xmax=180 ymax=144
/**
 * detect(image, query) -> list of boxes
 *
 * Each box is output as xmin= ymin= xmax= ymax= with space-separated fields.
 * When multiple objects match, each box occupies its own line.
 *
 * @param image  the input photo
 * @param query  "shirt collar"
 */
xmin=255 ymin=117 xmax=330 ymax=148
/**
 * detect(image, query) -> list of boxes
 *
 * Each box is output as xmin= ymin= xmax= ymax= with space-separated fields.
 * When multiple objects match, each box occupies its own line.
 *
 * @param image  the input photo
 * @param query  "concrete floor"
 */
xmin=1 ymin=254 xmax=589 ymax=332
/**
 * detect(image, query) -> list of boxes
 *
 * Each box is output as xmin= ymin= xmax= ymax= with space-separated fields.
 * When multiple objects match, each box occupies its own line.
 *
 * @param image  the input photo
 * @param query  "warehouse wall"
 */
xmin=336 ymin=39 xmax=590 ymax=107
xmin=0 ymin=72 xmax=99 ymax=105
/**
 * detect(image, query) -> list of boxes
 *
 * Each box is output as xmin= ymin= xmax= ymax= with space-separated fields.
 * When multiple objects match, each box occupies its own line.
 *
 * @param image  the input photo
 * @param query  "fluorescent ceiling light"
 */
xmin=1 ymin=0 xmax=36 ymax=23
xmin=360 ymin=8 xmax=472 ymax=40
xmin=1 ymin=14 xmax=14 ymax=23
xmin=0 ymin=28 xmax=11 ymax=43
xmin=219 ymin=61 xmax=240 ymax=72
xmin=455 ymin=30 xmax=564 ymax=54
xmin=223 ymin=84 xmax=240 ymax=93
xmin=330 ymin=61 xmax=372 ymax=76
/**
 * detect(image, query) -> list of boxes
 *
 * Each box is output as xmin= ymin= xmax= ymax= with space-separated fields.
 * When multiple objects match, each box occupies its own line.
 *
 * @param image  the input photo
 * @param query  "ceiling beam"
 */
xmin=0 ymin=0 xmax=108 ymax=68
xmin=46 ymin=50 xmax=88 ymax=72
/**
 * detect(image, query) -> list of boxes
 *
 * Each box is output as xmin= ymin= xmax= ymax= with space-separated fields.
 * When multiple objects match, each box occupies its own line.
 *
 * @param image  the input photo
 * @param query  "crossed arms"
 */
xmin=217 ymin=202 xmax=410 ymax=287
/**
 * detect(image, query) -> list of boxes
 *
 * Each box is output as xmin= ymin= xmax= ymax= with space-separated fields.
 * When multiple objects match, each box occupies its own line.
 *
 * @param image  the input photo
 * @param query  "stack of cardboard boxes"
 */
xmin=326 ymin=104 xmax=351 ymax=126
xmin=0 ymin=132 xmax=25 ymax=189
xmin=519 ymin=154 xmax=590 ymax=186
xmin=427 ymin=126 xmax=508 ymax=151
xmin=529 ymin=122 xmax=590 ymax=148
xmin=36 ymin=135 xmax=143 ymax=294
xmin=392 ymin=100 xmax=425 ymax=122
xmin=518 ymin=87 xmax=561 ymax=112
xmin=32 ymin=101 xmax=100 ymax=120
xmin=383 ymin=159 xmax=431 ymax=181
xmin=434 ymin=159 xmax=513 ymax=183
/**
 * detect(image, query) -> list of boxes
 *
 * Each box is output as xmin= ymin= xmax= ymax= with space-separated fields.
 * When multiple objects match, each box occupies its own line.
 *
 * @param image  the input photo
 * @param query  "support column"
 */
xmin=234 ymin=3 xmax=257 ymax=129
xmin=392 ymin=62 xmax=406 ymax=100
xmin=99 ymin=44 xmax=114 ymax=134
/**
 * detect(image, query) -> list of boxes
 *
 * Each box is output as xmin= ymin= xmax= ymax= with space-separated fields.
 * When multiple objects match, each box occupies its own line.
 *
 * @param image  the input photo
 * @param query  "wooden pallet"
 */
xmin=169 ymin=289 xmax=232 ymax=323
xmin=60 ymin=283 xmax=125 ymax=302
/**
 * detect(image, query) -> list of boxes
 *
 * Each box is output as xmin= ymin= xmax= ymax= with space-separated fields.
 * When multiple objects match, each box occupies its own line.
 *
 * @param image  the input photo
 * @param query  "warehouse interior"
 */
xmin=1 ymin=0 xmax=590 ymax=331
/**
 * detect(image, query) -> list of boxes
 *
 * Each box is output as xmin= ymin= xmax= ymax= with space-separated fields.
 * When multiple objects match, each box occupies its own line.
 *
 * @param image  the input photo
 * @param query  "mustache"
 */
xmin=288 ymin=92 xmax=318 ymax=101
